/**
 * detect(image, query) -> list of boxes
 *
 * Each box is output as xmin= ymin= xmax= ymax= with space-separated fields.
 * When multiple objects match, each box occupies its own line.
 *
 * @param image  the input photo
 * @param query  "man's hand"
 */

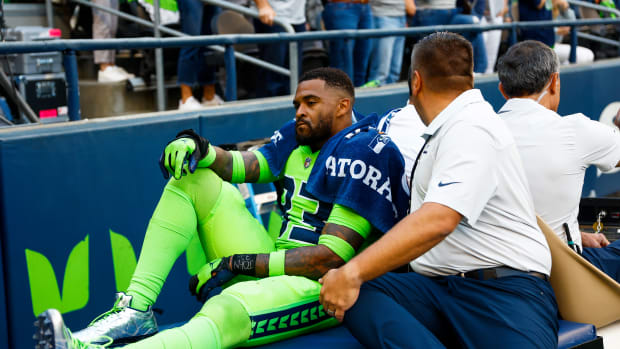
xmin=258 ymin=3 xmax=276 ymax=26
xmin=319 ymin=264 xmax=363 ymax=322
xmin=189 ymin=257 xmax=236 ymax=303
xmin=581 ymin=232 xmax=610 ymax=248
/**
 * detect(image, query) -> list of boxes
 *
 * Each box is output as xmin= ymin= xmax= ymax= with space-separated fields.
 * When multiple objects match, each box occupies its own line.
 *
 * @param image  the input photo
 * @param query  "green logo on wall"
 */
xmin=25 ymin=230 xmax=207 ymax=317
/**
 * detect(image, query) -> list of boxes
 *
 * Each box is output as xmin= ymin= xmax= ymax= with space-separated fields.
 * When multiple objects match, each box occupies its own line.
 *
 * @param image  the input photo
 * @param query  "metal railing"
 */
xmin=567 ymin=0 xmax=620 ymax=48
xmin=0 ymin=18 xmax=619 ymax=122
xmin=69 ymin=0 xmax=296 ymax=108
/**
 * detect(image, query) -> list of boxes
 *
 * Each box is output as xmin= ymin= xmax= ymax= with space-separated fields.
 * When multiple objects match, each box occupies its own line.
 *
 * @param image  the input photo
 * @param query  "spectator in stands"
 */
xmin=497 ymin=40 xmax=620 ymax=282
xmin=363 ymin=0 xmax=416 ymax=88
xmin=319 ymin=32 xmax=558 ymax=348
xmin=93 ymin=0 xmax=135 ymax=83
xmin=252 ymin=0 xmax=306 ymax=97
xmin=518 ymin=0 xmax=554 ymax=47
xmin=177 ymin=0 xmax=223 ymax=111
xmin=306 ymin=0 xmax=324 ymax=31
xmin=410 ymin=0 xmax=488 ymax=73
xmin=480 ymin=0 xmax=509 ymax=73
xmin=553 ymin=0 xmax=595 ymax=64
xmin=34 ymin=67 xmax=410 ymax=349
xmin=322 ymin=0 xmax=374 ymax=86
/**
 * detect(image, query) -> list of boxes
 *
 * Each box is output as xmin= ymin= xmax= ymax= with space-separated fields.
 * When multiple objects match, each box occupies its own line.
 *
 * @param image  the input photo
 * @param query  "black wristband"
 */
xmin=230 ymin=254 xmax=257 ymax=276
xmin=174 ymin=129 xmax=210 ymax=161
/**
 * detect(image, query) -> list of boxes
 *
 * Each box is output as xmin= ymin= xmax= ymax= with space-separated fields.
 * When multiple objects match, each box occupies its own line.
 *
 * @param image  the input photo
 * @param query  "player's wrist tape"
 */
xmin=231 ymin=151 xmax=246 ymax=183
xmin=318 ymin=234 xmax=355 ymax=262
xmin=268 ymin=250 xmax=286 ymax=277
xmin=198 ymin=144 xmax=216 ymax=168
xmin=230 ymin=254 xmax=257 ymax=276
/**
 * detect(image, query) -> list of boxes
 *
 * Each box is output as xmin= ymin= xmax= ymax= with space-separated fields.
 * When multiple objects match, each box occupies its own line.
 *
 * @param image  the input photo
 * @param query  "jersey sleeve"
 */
xmin=257 ymin=120 xmax=298 ymax=177
xmin=423 ymin=124 xmax=498 ymax=225
xmin=570 ymin=114 xmax=620 ymax=172
xmin=320 ymin=204 xmax=371 ymax=262
xmin=326 ymin=204 xmax=372 ymax=239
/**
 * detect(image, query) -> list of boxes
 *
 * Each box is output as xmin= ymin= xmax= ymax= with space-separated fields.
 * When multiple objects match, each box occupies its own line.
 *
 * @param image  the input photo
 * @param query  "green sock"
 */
xmin=126 ymin=170 xmax=222 ymax=310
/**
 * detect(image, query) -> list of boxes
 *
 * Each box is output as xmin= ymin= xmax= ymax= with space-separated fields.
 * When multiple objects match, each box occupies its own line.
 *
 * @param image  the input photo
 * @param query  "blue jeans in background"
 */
xmin=253 ymin=21 xmax=306 ymax=97
xmin=410 ymin=8 xmax=488 ymax=73
xmin=176 ymin=0 xmax=218 ymax=86
xmin=368 ymin=15 xmax=406 ymax=85
xmin=322 ymin=2 xmax=374 ymax=86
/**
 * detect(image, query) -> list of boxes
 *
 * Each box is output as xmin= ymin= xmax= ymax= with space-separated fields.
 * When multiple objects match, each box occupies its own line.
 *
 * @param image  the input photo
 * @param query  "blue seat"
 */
xmin=257 ymin=320 xmax=599 ymax=349
xmin=161 ymin=319 xmax=600 ymax=348
xmin=558 ymin=320 xmax=599 ymax=349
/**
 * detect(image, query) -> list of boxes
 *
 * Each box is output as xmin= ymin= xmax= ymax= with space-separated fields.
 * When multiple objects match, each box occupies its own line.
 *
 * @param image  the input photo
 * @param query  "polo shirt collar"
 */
xmin=498 ymin=97 xmax=548 ymax=115
xmin=422 ymin=89 xmax=485 ymax=138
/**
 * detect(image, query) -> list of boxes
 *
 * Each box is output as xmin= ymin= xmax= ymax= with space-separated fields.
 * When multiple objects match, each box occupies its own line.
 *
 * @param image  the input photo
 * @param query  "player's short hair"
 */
xmin=410 ymin=32 xmax=473 ymax=93
xmin=299 ymin=67 xmax=355 ymax=100
xmin=497 ymin=40 xmax=560 ymax=98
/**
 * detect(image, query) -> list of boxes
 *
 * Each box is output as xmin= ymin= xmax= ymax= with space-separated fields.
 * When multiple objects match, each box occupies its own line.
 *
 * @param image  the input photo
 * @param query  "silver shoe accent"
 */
xmin=73 ymin=292 xmax=158 ymax=345
xmin=34 ymin=309 xmax=109 ymax=349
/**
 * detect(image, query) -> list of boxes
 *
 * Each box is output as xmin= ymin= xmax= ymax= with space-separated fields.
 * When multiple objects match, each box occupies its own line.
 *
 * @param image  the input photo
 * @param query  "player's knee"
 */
xmin=197 ymin=293 xmax=252 ymax=348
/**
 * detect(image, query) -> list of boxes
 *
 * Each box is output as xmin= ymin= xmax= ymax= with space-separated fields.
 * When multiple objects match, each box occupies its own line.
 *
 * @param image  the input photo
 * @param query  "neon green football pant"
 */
xmin=122 ymin=169 xmax=337 ymax=349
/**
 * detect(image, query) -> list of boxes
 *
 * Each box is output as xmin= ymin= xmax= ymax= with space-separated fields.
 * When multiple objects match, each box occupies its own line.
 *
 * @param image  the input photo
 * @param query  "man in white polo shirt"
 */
xmin=497 ymin=40 xmax=620 ymax=283
xmin=319 ymin=32 xmax=558 ymax=348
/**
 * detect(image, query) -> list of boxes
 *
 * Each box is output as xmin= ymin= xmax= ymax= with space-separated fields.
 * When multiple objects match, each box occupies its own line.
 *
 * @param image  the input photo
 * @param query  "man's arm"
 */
xmin=254 ymin=223 xmax=366 ymax=279
xmin=208 ymin=148 xmax=267 ymax=183
xmin=405 ymin=0 xmax=416 ymax=16
xmin=254 ymin=0 xmax=276 ymax=26
xmin=319 ymin=202 xmax=462 ymax=322
xmin=190 ymin=205 xmax=372 ymax=302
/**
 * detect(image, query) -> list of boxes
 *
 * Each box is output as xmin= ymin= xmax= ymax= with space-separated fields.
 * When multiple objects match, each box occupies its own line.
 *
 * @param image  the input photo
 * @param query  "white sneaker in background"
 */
xmin=201 ymin=94 xmax=224 ymax=107
xmin=97 ymin=66 xmax=134 ymax=83
xmin=111 ymin=66 xmax=135 ymax=79
xmin=178 ymin=96 xmax=203 ymax=111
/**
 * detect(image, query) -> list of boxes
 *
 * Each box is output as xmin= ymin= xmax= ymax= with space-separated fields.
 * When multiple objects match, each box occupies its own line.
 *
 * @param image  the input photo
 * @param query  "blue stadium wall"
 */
xmin=1 ymin=59 xmax=620 ymax=348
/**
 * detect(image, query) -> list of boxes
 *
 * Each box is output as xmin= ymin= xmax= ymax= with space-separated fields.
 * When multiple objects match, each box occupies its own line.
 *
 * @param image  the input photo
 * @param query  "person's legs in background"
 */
xmin=254 ymin=21 xmax=306 ymax=97
xmin=366 ymin=15 xmax=405 ymax=86
xmin=322 ymin=2 xmax=359 ymax=85
xmin=387 ymin=16 xmax=406 ymax=84
xmin=450 ymin=11 xmax=488 ymax=73
xmin=352 ymin=3 xmax=373 ymax=86
xmin=177 ymin=0 xmax=222 ymax=110
xmin=93 ymin=0 xmax=134 ymax=82
xmin=481 ymin=16 xmax=503 ymax=73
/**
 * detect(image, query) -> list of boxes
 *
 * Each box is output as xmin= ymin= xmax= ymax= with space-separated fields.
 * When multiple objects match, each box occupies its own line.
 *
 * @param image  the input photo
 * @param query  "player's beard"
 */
xmin=295 ymin=113 xmax=333 ymax=148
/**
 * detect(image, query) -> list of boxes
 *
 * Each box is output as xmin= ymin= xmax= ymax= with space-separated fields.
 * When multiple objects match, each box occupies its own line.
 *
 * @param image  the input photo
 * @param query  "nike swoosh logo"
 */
xmin=438 ymin=181 xmax=461 ymax=187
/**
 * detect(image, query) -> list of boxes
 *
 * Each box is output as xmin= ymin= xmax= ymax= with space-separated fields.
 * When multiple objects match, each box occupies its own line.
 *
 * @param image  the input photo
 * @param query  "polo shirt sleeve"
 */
xmin=423 ymin=124 xmax=498 ymax=225
xmin=570 ymin=114 xmax=620 ymax=172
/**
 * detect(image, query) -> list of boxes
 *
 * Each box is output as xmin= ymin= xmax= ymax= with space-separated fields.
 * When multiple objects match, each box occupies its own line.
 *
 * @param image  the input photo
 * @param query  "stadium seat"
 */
xmin=160 ymin=319 xmax=600 ymax=348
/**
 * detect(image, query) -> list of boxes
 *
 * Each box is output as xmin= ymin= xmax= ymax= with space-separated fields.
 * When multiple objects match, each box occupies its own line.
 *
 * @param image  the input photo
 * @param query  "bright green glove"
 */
xmin=162 ymin=137 xmax=196 ymax=180
xmin=188 ymin=257 xmax=235 ymax=302
xmin=158 ymin=129 xmax=213 ymax=180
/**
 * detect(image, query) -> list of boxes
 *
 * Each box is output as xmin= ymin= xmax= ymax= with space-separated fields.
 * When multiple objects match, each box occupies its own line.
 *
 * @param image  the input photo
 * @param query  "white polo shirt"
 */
xmin=378 ymin=104 xmax=427 ymax=181
xmin=500 ymin=98 xmax=620 ymax=249
xmin=407 ymin=89 xmax=551 ymax=276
